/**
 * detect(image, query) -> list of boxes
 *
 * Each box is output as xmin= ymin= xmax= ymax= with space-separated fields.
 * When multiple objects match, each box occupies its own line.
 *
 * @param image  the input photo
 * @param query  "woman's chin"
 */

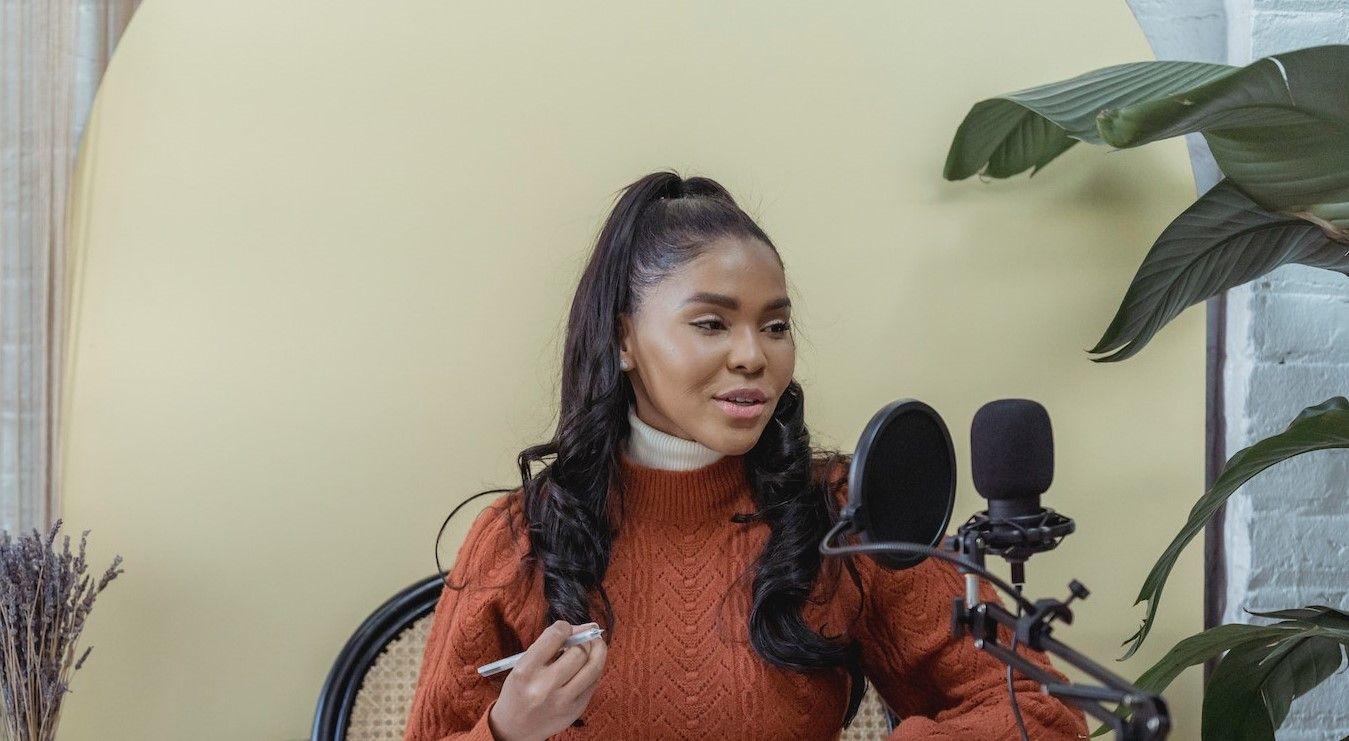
xmin=706 ymin=431 xmax=761 ymax=457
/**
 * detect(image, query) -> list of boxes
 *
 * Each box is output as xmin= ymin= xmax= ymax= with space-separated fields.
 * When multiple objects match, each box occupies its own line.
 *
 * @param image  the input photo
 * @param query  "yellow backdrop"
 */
xmin=60 ymin=1 xmax=1205 ymax=738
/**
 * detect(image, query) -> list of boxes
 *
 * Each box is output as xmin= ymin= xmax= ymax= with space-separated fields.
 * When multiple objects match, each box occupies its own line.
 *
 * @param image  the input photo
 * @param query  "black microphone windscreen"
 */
xmin=848 ymin=399 xmax=956 ymax=570
xmin=970 ymin=399 xmax=1053 ymax=502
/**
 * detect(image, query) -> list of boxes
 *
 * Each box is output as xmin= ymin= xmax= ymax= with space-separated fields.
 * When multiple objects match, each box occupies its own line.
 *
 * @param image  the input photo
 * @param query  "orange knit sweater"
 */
xmin=404 ymin=453 xmax=1088 ymax=740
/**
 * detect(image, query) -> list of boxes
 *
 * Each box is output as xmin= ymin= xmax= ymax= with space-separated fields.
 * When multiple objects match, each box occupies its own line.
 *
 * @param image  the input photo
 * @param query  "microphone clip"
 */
xmin=955 ymin=508 xmax=1075 ymax=565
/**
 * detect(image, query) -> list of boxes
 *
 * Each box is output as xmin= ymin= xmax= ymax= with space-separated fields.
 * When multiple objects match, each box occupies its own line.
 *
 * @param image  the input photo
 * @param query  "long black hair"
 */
xmin=436 ymin=171 xmax=869 ymax=727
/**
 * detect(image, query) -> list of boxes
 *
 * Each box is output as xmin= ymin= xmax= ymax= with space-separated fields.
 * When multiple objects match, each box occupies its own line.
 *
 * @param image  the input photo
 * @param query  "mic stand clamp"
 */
xmin=942 ymin=533 xmax=1169 ymax=741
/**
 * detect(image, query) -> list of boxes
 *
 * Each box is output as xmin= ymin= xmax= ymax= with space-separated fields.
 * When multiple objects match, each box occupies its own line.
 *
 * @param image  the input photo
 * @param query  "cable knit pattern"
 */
xmin=404 ymin=455 xmax=1088 ymax=740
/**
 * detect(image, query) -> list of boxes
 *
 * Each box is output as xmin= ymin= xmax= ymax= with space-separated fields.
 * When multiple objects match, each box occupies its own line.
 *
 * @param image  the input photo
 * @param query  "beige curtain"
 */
xmin=0 ymin=0 xmax=141 ymax=535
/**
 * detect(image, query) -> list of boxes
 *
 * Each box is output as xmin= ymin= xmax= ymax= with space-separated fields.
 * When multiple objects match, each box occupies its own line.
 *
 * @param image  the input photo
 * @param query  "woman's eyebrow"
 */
xmin=683 ymin=292 xmax=792 ymax=311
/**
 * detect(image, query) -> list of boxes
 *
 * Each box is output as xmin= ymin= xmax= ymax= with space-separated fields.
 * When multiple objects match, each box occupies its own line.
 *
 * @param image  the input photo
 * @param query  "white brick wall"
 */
xmin=1128 ymin=2 xmax=1349 ymax=738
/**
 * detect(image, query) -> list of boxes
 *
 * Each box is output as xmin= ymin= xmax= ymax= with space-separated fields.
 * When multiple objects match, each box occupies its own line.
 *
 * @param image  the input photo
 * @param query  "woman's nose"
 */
xmin=728 ymin=327 xmax=768 ymax=372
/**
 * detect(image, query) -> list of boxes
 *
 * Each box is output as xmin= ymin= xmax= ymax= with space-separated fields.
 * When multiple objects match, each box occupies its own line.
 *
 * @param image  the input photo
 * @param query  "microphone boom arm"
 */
xmin=951 ymin=573 xmax=1169 ymax=740
xmin=821 ymin=521 xmax=1170 ymax=741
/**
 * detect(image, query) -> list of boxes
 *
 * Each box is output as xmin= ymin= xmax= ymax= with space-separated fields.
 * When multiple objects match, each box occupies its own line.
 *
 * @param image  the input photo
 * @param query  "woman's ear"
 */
xmin=617 ymin=314 xmax=633 ymax=370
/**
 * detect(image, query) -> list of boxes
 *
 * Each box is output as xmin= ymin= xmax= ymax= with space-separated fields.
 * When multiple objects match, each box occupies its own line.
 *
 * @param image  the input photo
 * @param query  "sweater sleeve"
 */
xmin=854 ymin=554 xmax=1089 ymax=740
xmin=404 ymin=494 xmax=524 ymax=741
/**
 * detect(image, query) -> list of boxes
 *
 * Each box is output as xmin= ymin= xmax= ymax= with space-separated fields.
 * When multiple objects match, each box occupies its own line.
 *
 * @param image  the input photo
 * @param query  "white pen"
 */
xmin=476 ymin=627 xmax=605 ymax=678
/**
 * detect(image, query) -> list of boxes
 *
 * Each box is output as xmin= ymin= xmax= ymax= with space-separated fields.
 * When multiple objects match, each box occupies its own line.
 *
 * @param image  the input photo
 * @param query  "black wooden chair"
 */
xmin=312 ymin=574 xmax=443 ymax=740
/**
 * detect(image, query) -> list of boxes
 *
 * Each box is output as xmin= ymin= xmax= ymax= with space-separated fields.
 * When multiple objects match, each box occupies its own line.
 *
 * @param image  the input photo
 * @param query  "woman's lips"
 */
xmin=714 ymin=398 xmax=766 ymax=420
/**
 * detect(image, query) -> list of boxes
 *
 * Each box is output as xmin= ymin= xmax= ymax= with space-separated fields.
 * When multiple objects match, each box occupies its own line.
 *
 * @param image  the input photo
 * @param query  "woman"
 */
xmin=404 ymin=172 xmax=1088 ymax=740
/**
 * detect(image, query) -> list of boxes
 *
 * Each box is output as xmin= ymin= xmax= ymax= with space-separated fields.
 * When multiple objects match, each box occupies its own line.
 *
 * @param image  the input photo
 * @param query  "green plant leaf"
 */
xmin=1202 ymin=633 xmax=1346 ymax=739
xmin=1089 ymin=621 xmax=1306 ymax=738
xmin=1120 ymin=397 xmax=1349 ymax=660
xmin=1098 ymin=44 xmax=1349 ymax=233
xmin=1258 ymin=634 xmax=1346 ymax=729
xmin=1132 ymin=625 xmax=1295 ymax=693
xmin=1247 ymin=605 xmax=1349 ymax=635
xmin=944 ymin=61 xmax=1234 ymax=180
xmin=1087 ymin=179 xmax=1349 ymax=362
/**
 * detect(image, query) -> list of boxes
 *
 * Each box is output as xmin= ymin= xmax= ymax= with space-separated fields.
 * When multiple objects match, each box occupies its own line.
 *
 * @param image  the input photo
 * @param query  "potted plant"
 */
xmin=943 ymin=44 xmax=1349 ymax=739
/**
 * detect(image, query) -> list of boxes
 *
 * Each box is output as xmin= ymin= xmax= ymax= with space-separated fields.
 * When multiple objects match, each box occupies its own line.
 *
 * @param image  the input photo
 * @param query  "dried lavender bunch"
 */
xmin=0 ymin=519 xmax=123 ymax=741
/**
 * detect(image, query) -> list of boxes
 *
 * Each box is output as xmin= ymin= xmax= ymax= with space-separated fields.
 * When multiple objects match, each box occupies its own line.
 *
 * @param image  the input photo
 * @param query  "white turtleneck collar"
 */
xmin=624 ymin=403 xmax=725 ymax=471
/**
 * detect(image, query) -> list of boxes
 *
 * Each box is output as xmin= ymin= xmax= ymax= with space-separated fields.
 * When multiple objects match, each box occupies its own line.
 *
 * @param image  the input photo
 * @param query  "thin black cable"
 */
xmin=1008 ymin=584 xmax=1030 ymax=741
xmin=434 ymin=488 xmax=514 ymax=587
xmin=820 ymin=520 xmax=1037 ymax=613
xmin=822 ymin=521 xmax=1040 ymax=738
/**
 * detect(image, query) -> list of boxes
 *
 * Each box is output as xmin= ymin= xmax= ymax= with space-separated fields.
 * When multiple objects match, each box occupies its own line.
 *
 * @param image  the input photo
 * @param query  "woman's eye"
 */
xmin=691 ymin=320 xmax=792 ymax=334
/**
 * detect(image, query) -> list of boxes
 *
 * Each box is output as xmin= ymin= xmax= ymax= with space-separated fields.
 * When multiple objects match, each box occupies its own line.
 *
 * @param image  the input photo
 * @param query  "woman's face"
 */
xmin=618 ymin=235 xmax=795 ymax=456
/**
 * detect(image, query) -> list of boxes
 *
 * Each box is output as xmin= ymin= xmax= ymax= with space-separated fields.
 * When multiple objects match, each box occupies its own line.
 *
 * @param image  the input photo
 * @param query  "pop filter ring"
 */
xmin=843 ymin=398 xmax=957 ymax=571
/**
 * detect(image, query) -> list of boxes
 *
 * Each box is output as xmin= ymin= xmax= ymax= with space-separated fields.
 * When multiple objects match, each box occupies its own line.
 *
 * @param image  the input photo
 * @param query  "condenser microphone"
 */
xmin=971 ymin=399 xmax=1053 ymax=518
xmin=962 ymin=399 xmax=1074 ymax=570
xmin=840 ymin=399 xmax=957 ymax=571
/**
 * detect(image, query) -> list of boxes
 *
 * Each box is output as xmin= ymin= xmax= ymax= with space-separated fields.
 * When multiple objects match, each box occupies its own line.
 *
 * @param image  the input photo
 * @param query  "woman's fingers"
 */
xmin=541 ymin=642 xmax=589 ymax=686
xmin=539 ymin=622 xmax=599 ymax=686
xmin=573 ymin=676 xmax=600 ymax=710
xmin=559 ymin=630 xmax=607 ymax=699
xmin=514 ymin=620 xmax=574 ymax=675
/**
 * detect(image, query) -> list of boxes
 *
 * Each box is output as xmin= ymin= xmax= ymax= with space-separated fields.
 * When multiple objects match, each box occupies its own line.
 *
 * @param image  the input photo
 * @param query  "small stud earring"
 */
xmin=619 ymin=359 xmax=631 ymax=371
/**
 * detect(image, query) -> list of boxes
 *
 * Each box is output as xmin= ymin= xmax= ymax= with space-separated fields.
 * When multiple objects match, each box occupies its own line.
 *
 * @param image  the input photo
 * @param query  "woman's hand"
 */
xmin=487 ymin=620 xmax=608 ymax=741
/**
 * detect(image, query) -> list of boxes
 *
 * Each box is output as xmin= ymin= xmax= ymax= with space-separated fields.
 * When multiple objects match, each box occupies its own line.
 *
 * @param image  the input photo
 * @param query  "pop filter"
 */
xmin=842 ymin=399 xmax=957 ymax=570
